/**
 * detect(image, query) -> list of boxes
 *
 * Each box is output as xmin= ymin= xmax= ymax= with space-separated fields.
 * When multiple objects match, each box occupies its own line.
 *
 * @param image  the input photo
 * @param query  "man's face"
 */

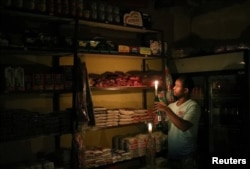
xmin=173 ymin=79 xmax=186 ymax=98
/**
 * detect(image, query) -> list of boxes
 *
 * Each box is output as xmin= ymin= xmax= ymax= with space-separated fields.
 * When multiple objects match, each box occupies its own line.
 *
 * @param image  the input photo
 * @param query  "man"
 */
xmin=154 ymin=76 xmax=201 ymax=169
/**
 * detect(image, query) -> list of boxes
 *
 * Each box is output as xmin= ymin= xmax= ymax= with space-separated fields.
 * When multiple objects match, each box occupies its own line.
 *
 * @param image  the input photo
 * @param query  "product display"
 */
xmin=93 ymin=108 xmax=152 ymax=128
xmin=0 ymin=65 xmax=76 ymax=92
xmin=0 ymin=5 xmax=165 ymax=169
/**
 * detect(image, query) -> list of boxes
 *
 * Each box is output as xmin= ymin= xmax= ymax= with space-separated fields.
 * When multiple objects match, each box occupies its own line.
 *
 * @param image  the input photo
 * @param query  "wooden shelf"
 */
xmin=0 ymin=8 xmax=75 ymax=23
xmin=83 ymin=122 xmax=147 ymax=132
xmin=78 ymin=20 xmax=159 ymax=33
xmin=0 ymin=46 xmax=73 ymax=56
xmin=91 ymin=86 xmax=153 ymax=91
xmin=79 ymin=52 xmax=163 ymax=59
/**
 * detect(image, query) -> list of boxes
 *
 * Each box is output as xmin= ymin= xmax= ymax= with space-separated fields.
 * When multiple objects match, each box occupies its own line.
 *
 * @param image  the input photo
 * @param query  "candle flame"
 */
xmin=154 ymin=80 xmax=159 ymax=95
xmin=148 ymin=122 xmax=153 ymax=133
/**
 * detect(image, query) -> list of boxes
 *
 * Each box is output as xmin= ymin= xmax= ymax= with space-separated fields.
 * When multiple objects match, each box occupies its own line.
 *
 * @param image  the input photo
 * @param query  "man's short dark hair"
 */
xmin=178 ymin=76 xmax=194 ymax=94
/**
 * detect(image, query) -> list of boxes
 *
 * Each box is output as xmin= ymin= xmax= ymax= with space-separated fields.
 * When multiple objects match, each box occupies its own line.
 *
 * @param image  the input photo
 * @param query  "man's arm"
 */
xmin=154 ymin=102 xmax=193 ymax=132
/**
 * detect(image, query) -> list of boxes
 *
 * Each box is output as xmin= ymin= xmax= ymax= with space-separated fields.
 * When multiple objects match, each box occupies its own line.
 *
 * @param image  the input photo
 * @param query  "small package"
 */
xmin=129 ymin=46 xmax=140 ymax=54
xmin=32 ymin=73 xmax=44 ymax=91
xmin=54 ymin=73 xmax=64 ymax=90
xmin=139 ymin=47 xmax=151 ymax=55
xmin=14 ymin=66 xmax=25 ymax=91
xmin=4 ymin=66 xmax=15 ymax=92
xmin=150 ymin=40 xmax=162 ymax=55
xmin=118 ymin=45 xmax=130 ymax=53
xmin=44 ymin=73 xmax=54 ymax=90
xmin=62 ymin=66 xmax=73 ymax=90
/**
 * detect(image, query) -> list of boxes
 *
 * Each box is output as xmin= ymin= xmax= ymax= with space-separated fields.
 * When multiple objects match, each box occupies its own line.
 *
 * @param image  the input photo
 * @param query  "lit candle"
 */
xmin=148 ymin=122 xmax=153 ymax=133
xmin=154 ymin=80 xmax=158 ymax=96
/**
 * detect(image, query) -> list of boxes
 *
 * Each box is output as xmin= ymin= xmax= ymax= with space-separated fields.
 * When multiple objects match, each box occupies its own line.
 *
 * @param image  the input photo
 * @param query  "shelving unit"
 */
xmin=0 ymin=8 xmax=77 ymax=168
xmin=0 ymin=7 xmax=165 ymax=169
xmin=74 ymin=17 xmax=165 ymax=168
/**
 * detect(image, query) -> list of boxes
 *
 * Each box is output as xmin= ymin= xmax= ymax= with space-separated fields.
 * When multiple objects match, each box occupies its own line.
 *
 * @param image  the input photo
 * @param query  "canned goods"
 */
xmin=98 ymin=11 xmax=105 ymax=21
xmin=106 ymin=5 xmax=112 ymax=13
xmin=36 ymin=0 xmax=46 ymax=12
xmin=61 ymin=0 xmax=69 ymax=16
xmin=76 ymin=0 xmax=83 ymax=17
xmin=113 ymin=6 xmax=120 ymax=14
xmin=2 ymin=0 xmax=11 ymax=7
xmin=91 ymin=10 xmax=97 ymax=20
xmin=114 ymin=14 xmax=120 ymax=23
xmin=12 ymin=0 xmax=23 ymax=8
xmin=69 ymin=0 xmax=76 ymax=16
xmin=46 ymin=0 xmax=54 ymax=14
xmin=99 ymin=2 xmax=105 ymax=12
xmin=106 ymin=13 xmax=113 ymax=23
xmin=24 ymin=0 xmax=35 ymax=10
xmin=54 ymin=0 xmax=62 ymax=15
xmin=84 ymin=10 xmax=90 ymax=19
xmin=90 ymin=1 xmax=97 ymax=10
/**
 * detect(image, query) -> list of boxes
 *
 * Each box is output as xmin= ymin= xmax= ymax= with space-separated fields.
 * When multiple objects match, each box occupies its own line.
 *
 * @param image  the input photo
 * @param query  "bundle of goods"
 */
xmin=122 ymin=136 xmax=139 ymax=158
xmin=92 ymin=108 xmax=152 ymax=128
xmin=133 ymin=109 xmax=152 ymax=122
xmin=152 ymin=131 xmax=168 ymax=152
xmin=119 ymin=108 xmax=152 ymax=125
xmin=118 ymin=109 xmax=135 ymax=125
xmin=136 ymin=134 xmax=148 ymax=157
xmin=84 ymin=147 xmax=113 ymax=168
xmin=89 ymin=71 xmax=142 ymax=88
xmin=112 ymin=150 xmax=132 ymax=162
xmin=94 ymin=107 xmax=107 ymax=128
xmin=112 ymin=132 xmax=167 ymax=160
xmin=106 ymin=109 xmax=119 ymax=127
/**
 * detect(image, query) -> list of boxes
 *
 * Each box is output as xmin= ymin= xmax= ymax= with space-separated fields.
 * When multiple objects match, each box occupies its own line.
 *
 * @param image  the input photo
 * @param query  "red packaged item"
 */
xmin=32 ymin=73 xmax=44 ymax=91
xmin=54 ymin=73 xmax=64 ymax=90
xmin=44 ymin=73 xmax=54 ymax=90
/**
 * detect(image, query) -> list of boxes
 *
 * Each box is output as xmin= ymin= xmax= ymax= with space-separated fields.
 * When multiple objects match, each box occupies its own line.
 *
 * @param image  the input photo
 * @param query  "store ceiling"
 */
xmin=188 ymin=0 xmax=247 ymax=15
xmin=153 ymin=0 xmax=248 ymax=16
